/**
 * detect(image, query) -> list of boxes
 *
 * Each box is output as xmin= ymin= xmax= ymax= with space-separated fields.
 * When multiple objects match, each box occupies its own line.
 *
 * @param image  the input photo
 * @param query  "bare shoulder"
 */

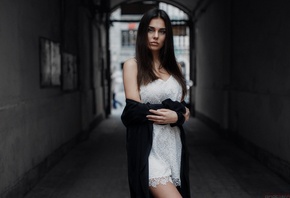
xmin=123 ymin=58 xmax=137 ymax=69
xmin=123 ymin=58 xmax=137 ymax=75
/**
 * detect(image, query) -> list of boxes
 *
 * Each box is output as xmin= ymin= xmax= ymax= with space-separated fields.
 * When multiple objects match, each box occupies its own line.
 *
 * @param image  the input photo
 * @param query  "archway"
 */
xmin=108 ymin=1 xmax=194 ymax=115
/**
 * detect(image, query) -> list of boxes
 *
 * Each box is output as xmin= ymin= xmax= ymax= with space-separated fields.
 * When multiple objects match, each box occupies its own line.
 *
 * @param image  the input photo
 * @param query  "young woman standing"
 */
xmin=121 ymin=8 xmax=191 ymax=198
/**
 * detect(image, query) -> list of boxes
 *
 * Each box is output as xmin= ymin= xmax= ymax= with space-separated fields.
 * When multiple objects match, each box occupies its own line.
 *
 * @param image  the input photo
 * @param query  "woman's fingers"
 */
xmin=183 ymin=107 xmax=190 ymax=121
xmin=146 ymin=114 xmax=164 ymax=122
xmin=147 ymin=109 xmax=177 ymax=124
xmin=146 ymin=110 xmax=161 ymax=122
xmin=148 ymin=109 xmax=167 ymax=115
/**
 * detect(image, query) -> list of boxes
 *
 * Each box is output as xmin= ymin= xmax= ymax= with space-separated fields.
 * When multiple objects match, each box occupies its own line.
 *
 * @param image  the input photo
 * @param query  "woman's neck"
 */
xmin=151 ymin=51 xmax=161 ymax=70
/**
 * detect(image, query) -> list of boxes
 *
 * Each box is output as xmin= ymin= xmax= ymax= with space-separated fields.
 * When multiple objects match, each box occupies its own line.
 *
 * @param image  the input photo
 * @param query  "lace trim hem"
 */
xmin=149 ymin=176 xmax=181 ymax=188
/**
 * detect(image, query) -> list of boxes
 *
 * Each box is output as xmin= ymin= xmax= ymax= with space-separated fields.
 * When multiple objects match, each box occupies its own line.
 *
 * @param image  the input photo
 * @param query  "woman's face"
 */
xmin=147 ymin=17 xmax=166 ymax=52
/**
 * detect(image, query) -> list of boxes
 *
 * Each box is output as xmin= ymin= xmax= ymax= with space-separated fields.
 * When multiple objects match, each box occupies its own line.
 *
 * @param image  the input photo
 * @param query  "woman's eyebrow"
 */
xmin=148 ymin=26 xmax=166 ymax=30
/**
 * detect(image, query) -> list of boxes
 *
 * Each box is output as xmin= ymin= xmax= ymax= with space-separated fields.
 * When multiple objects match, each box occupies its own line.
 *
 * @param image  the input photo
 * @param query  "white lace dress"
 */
xmin=140 ymin=75 xmax=182 ymax=187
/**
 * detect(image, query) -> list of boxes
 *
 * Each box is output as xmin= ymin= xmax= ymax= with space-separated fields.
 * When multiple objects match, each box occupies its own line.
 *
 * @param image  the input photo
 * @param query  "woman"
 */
xmin=121 ymin=8 xmax=191 ymax=198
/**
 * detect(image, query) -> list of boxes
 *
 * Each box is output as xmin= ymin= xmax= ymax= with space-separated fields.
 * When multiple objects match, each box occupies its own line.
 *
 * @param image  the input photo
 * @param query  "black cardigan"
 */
xmin=121 ymin=98 xmax=191 ymax=198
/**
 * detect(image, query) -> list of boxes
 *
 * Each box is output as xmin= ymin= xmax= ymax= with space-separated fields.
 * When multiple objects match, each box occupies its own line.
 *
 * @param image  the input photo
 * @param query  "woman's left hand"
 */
xmin=146 ymin=109 xmax=178 ymax=124
xmin=184 ymin=107 xmax=190 ymax=122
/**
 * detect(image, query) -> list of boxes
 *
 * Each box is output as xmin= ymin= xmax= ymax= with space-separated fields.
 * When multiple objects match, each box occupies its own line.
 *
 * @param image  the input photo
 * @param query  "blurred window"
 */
xmin=121 ymin=30 xmax=137 ymax=47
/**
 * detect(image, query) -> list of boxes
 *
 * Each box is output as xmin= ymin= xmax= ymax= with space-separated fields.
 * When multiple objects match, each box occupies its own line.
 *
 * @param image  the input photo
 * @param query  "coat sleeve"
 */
xmin=121 ymin=99 xmax=163 ymax=127
xmin=162 ymin=98 xmax=186 ymax=127
xmin=122 ymin=98 xmax=188 ymax=198
xmin=121 ymin=98 xmax=187 ymax=127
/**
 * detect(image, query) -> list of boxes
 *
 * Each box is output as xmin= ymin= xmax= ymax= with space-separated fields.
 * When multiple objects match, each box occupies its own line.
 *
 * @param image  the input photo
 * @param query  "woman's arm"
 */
xmin=121 ymin=99 xmax=185 ymax=127
xmin=146 ymin=109 xmax=178 ymax=124
xmin=123 ymin=58 xmax=141 ymax=102
xmin=146 ymin=98 xmax=189 ymax=125
xmin=122 ymin=58 xmax=188 ymax=126
xmin=178 ymin=63 xmax=190 ymax=122
xmin=184 ymin=107 xmax=190 ymax=121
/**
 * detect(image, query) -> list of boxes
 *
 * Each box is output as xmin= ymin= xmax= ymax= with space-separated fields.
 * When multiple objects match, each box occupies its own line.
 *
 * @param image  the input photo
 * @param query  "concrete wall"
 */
xmin=194 ymin=0 xmax=231 ymax=130
xmin=78 ymin=7 xmax=106 ymax=134
xmin=0 ymin=0 xmax=106 ymax=196
xmin=194 ymin=0 xmax=290 ymax=181
xmin=230 ymin=0 xmax=290 ymax=174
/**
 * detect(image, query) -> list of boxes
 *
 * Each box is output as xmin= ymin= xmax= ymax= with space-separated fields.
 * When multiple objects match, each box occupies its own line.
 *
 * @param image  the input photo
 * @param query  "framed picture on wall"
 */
xmin=39 ymin=37 xmax=61 ymax=87
xmin=62 ymin=52 xmax=78 ymax=91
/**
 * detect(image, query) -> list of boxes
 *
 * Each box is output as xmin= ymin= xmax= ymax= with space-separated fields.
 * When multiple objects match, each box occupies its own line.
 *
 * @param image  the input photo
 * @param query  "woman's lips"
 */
xmin=150 ymin=42 xmax=159 ymax=46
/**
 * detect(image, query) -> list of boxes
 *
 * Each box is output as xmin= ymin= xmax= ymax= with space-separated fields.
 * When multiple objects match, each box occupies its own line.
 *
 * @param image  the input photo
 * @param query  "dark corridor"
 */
xmin=1 ymin=0 xmax=290 ymax=197
xmin=24 ymin=110 xmax=290 ymax=197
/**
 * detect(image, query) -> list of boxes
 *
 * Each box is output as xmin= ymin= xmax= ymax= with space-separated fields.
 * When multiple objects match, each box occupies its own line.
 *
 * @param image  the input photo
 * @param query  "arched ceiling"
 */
xmin=94 ymin=0 xmax=205 ymax=18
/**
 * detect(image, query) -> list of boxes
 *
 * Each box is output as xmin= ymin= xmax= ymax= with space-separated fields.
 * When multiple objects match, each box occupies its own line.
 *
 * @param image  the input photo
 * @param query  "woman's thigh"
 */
xmin=149 ymin=182 xmax=182 ymax=198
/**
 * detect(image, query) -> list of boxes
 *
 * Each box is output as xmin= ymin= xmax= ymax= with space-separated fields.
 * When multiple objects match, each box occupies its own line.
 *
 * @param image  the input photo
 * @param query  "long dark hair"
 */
xmin=135 ymin=8 xmax=187 ymax=100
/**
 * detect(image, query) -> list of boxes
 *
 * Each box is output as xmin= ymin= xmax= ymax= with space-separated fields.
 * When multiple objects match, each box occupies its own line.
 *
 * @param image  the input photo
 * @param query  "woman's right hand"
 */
xmin=146 ymin=109 xmax=178 ymax=125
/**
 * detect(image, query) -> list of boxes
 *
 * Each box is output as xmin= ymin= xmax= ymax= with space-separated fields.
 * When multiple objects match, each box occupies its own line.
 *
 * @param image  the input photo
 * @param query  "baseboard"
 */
xmin=195 ymin=110 xmax=290 ymax=184
xmin=0 ymin=114 xmax=104 ymax=198
xmin=78 ymin=114 xmax=104 ymax=141
xmin=232 ymin=132 xmax=290 ymax=184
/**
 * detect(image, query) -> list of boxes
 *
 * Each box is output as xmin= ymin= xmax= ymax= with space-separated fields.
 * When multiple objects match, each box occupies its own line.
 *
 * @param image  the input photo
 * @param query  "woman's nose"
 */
xmin=153 ymin=31 xmax=159 ymax=38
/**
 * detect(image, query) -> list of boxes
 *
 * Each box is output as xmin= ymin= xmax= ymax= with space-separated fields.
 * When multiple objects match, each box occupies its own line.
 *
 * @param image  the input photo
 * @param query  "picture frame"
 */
xmin=62 ymin=52 xmax=78 ymax=91
xmin=39 ymin=37 xmax=61 ymax=87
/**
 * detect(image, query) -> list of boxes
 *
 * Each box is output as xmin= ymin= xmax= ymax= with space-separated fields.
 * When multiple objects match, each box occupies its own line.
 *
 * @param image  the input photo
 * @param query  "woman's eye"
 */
xmin=159 ymin=30 xmax=166 ymax=34
xmin=148 ymin=28 xmax=154 ymax=32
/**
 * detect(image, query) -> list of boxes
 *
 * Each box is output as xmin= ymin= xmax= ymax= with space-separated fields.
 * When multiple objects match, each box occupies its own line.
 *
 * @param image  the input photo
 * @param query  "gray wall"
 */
xmin=230 ymin=0 xmax=290 ymax=164
xmin=195 ymin=0 xmax=231 ymax=130
xmin=0 ymin=0 xmax=106 ymax=196
xmin=194 ymin=0 xmax=290 ymax=180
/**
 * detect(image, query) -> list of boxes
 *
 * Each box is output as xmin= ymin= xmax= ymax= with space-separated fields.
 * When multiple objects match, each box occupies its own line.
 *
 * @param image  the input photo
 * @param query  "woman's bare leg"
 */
xmin=149 ymin=182 xmax=182 ymax=198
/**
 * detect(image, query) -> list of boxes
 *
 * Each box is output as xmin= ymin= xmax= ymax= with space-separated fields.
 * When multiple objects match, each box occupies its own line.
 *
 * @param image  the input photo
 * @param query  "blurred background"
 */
xmin=1 ymin=0 xmax=290 ymax=197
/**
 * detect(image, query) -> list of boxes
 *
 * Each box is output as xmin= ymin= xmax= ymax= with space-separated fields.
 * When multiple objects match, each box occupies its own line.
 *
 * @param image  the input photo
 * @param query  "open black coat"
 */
xmin=121 ymin=98 xmax=191 ymax=198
